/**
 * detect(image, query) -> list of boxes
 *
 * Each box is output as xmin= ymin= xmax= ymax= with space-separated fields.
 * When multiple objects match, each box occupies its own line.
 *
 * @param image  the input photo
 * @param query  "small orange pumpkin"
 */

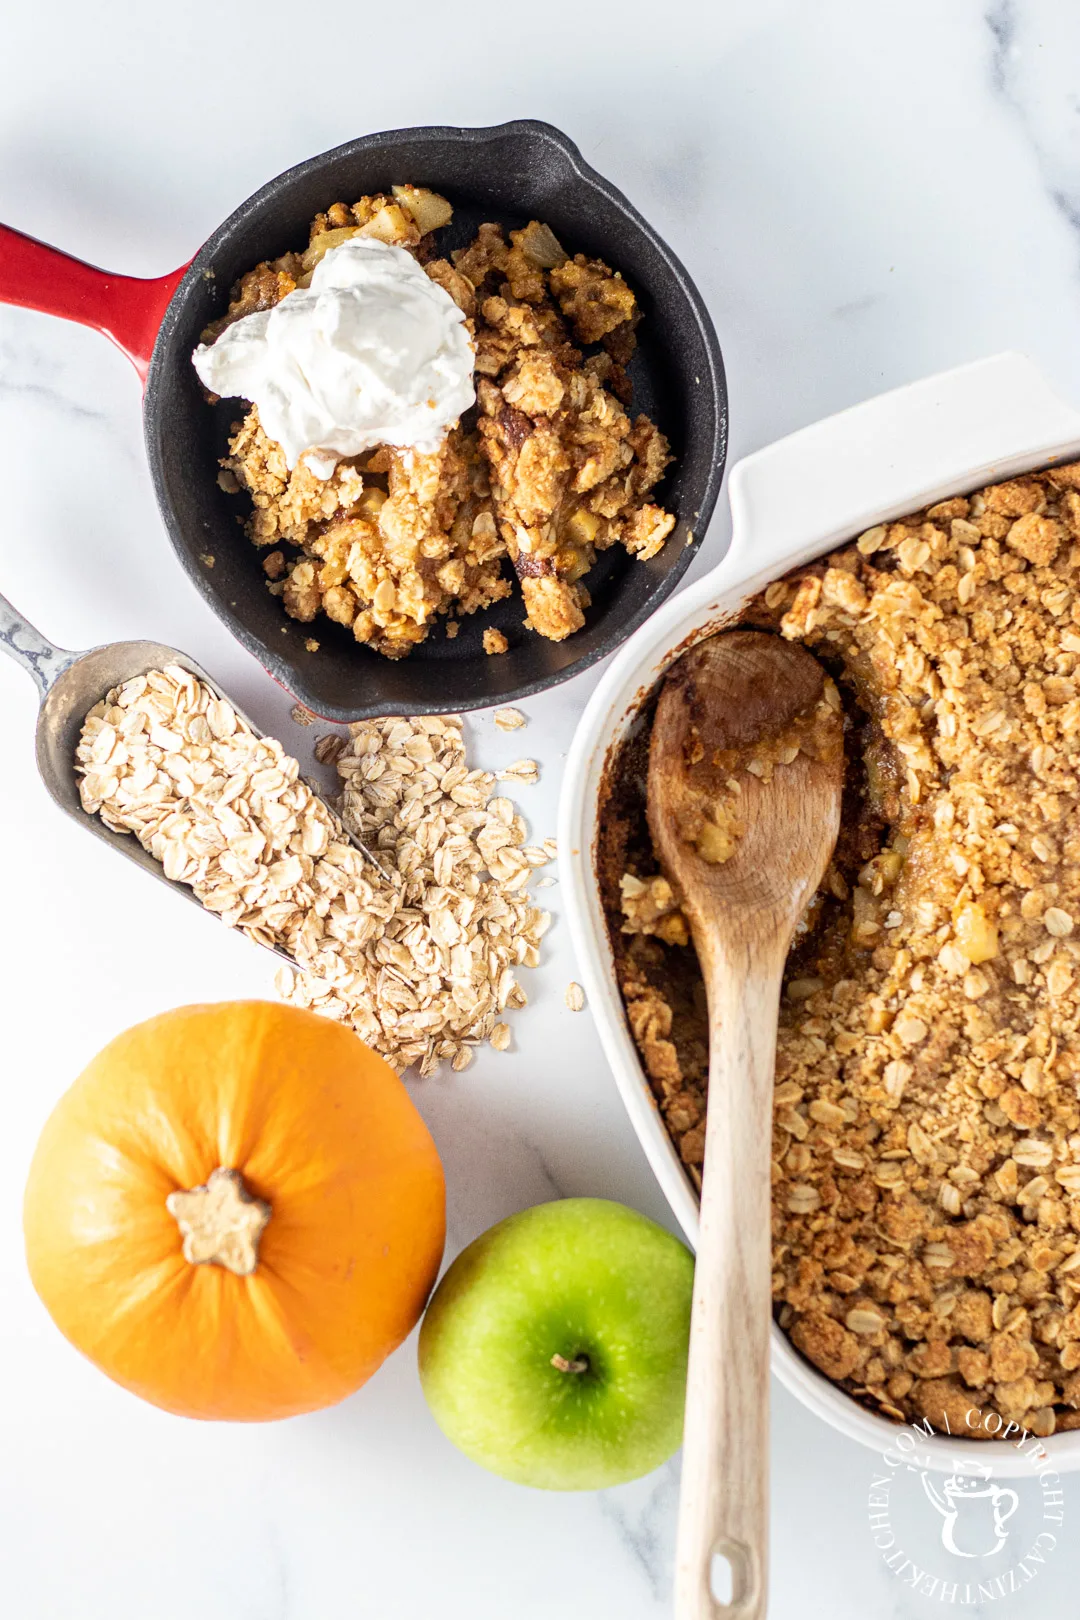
xmin=23 ymin=1001 xmax=445 ymax=1420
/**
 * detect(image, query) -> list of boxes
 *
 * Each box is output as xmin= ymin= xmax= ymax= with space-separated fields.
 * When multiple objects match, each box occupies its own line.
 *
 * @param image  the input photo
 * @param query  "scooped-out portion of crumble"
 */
xmin=599 ymin=461 xmax=1080 ymax=1440
xmin=201 ymin=190 xmax=676 ymax=659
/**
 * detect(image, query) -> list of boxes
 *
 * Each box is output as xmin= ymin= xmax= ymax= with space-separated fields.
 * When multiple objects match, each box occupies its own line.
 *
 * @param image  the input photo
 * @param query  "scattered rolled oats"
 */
xmin=290 ymin=705 xmax=314 ymax=727
xmin=281 ymin=714 xmax=553 ymax=1073
xmin=497 ymin=758 xmax=540 ymax=785
xmin=565 ymin=982 xmax=586 ymax=1012
xmin=314 ymin=732 xmax=346 ymax=765
xmin=494 ymin=708 xmax=527 ymax=731
xmin=77 ymin=678 xmax=551 ymax=1078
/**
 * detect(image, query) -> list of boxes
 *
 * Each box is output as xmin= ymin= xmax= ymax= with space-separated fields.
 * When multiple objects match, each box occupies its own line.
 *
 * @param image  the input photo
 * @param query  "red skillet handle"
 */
xmin=0 ymin=223 xmax=190 ymax=384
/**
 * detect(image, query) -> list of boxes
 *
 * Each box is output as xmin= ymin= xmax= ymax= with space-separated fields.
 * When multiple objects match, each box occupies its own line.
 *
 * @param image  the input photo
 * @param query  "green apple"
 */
xmin=417 ymin=1197 xmax=693 ymax=1490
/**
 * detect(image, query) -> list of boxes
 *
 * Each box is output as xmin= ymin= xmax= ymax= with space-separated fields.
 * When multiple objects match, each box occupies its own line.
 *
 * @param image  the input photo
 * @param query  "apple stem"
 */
xmin=551 ymin=1352 xmax=589 ymax=1375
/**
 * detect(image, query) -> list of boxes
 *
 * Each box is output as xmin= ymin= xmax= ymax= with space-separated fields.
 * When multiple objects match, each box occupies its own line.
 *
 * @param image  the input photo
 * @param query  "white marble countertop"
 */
xmin=3 ymin=1 xmax=1080 ymax=1614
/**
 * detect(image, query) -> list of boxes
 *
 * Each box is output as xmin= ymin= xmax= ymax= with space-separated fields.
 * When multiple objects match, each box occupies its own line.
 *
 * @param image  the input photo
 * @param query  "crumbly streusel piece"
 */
xmin=549 ymin=254 xmax=637 ymax=343
xmin=620 ymin=872 xmax=689 ymax=946
xmin=471 ymin=255 xmax=674 ymax=642
xmin=222 ymin=410 xmax=368 ymax=547
xmin=224 ymin=415 xmax=508 ymax=659
xmin=610 ymin=461 xmax=1080 ymax=1439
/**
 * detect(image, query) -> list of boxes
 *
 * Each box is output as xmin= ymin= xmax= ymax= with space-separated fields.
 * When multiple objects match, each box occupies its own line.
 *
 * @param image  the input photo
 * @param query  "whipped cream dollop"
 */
xmin=192 ymin=237 xmax=475 ymax=472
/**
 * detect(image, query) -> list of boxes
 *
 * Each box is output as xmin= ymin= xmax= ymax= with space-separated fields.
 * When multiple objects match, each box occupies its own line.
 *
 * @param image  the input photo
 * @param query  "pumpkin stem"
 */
xmin=550 ymin=1352 xmax=589 ymax=1375
xmin=166 ymin=1167 xmax=271 ymax=1277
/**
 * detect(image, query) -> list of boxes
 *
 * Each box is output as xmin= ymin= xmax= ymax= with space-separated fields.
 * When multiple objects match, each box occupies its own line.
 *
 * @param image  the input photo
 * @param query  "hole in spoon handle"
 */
xmin=708 ymin=1539 xmax=761 ymax=1620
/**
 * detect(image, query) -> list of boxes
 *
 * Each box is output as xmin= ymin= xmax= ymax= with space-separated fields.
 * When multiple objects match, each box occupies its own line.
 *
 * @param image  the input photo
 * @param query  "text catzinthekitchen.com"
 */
xmin=866 ymin=1404 xmax=1066 ymax=1606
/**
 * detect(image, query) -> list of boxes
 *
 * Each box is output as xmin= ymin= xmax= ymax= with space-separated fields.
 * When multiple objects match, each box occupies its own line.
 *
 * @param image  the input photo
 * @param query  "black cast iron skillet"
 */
xmin=0 ymin=121 xmax=727 ymax=719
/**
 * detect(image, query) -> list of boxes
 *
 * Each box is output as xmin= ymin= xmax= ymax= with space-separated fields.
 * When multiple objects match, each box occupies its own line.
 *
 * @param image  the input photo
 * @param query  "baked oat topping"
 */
xmin=601 ymin=461 xmax=1080 ymax=1439
xmin=75 ymin=670 xmax=550 ymax=1076
xmin=205 ymin=190 xmax=676 ymax=659
xmin=620 ymin=872 xmax=689 ymax=947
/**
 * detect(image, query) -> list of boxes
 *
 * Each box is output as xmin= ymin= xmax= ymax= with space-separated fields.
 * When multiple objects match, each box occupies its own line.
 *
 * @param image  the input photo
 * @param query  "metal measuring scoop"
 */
xmin=0 ymin=591 xmax=392 ymax=965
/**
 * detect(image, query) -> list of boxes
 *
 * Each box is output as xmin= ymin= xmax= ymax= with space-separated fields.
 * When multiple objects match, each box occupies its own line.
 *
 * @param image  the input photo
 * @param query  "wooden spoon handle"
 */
xmin=674 ymin=950 xmax=781 ymax=1620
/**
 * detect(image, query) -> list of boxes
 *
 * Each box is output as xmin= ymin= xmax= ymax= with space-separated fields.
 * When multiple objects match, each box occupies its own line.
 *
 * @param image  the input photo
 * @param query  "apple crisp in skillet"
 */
xmin=201 ymin=190 xmax=675 ymax=658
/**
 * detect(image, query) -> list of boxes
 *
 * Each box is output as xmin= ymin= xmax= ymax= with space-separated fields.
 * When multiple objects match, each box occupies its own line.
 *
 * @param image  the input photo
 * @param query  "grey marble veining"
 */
xmin=598 ymin=1461 xmax=681 ymax=1605
xmin=986 ymin=0 xmax=1080 ymax=244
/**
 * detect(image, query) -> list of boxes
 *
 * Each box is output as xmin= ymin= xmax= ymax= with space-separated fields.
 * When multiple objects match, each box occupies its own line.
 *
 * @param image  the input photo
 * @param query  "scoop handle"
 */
xmin=0 ymin=223 xmax=189 ymax=383
xmin=0 ymin=591 xmax=73 ymax=699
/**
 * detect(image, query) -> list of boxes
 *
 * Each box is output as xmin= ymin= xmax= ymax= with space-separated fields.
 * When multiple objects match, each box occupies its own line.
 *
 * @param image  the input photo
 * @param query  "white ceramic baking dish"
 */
xmin=560 ymin=352 xmax=1080 ymax=1476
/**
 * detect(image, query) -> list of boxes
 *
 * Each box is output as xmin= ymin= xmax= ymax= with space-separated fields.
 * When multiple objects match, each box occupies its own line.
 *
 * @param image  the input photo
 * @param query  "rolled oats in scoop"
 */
xmin=75 ymin=670 xmax=551 ymax=1076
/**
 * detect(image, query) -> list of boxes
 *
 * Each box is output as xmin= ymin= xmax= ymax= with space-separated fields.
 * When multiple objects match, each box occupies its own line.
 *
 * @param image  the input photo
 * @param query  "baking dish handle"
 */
xmin=0 ymin=223 xmax=189 ymax=385
xmin=726 ymin=352 xmax=1080 ymax=566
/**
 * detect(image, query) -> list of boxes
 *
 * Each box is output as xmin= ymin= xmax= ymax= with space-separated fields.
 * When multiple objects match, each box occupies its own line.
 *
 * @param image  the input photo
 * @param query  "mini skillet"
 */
xmin=0 ymin=121 xmax=727 ymax=720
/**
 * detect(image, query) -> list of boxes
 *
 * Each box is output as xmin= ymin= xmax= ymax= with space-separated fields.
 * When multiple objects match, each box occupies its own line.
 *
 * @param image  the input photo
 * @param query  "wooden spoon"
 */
xmin=647 ymin=630 xmax=844 ymax=1620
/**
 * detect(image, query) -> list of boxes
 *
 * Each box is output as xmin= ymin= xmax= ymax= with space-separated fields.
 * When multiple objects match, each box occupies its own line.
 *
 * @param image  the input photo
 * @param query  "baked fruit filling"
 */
xmin=202 ymin=190 xmax=676 ymax=659
xmin=600 ymin=461 xmax=1080 ymax=1439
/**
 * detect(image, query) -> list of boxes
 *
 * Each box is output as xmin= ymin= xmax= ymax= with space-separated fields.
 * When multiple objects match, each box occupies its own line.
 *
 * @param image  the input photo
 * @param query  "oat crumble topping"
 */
xmin=601 ymin=462 xmax=1080 ymax=1438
